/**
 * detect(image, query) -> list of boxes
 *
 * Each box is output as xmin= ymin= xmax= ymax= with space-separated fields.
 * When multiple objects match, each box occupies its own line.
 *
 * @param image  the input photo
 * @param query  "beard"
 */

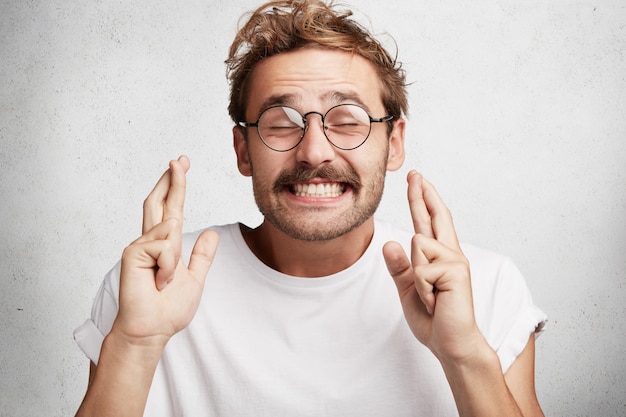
xmin=251 ymin=160 xmax=387 ymax=242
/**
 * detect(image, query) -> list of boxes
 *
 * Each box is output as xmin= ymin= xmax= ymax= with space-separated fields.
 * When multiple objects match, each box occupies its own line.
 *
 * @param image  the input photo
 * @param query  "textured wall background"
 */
xmin=1 ymin=1 xmax=624 ymax=416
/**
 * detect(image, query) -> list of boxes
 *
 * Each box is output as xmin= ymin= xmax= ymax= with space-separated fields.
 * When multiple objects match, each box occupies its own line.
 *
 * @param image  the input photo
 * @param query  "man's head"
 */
xmin=226 ymin=0 xmax=408 ymax=125
xmin=228 ymin=0 xmax=407 ymax=243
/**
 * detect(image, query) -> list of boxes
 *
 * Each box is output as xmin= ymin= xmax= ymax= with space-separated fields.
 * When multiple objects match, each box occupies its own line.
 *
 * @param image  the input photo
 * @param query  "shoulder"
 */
xmin=183 ymin=223 xmax=240 ymax=243
xmin=460 ymin=243 xmax=533 ymax=305
xmin=374 ymin=218 xmax=512 ymax=272
xmin=373 ymin=218 xmax=414 ymax=250
xmin=181 ymin=223 xmax=242 ymax=256
xmin=373 ymin=218 xmax=529 ymax=303
xmin=462 ymin=243 xmax=514 ymax=282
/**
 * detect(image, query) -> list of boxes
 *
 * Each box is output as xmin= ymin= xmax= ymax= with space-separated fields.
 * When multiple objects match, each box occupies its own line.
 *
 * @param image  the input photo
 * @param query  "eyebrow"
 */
xmin=256 ymin=90 xmax=372 ymax=116
xmin=257 ymin=94 xmax=295 ymax=113
xmin=323 ymin=91 xmax=370 ymax=112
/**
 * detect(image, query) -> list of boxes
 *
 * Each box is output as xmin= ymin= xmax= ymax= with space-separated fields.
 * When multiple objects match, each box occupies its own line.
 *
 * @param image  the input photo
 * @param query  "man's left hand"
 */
xmin=383 ymin=171 xmax=486 ymax=363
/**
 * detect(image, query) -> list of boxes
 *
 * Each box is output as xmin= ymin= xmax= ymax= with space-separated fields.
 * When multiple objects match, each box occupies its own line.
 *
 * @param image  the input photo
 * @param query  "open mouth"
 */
xmin=275 ymin=166 xmax=360 ymax=198
xmin=290 ymin=182 xmax=346 ymax=198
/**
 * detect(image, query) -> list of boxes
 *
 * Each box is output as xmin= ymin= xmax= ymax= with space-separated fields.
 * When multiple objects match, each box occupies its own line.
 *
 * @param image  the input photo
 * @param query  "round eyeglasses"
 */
xmin=237 ymin=104 xmax=394 ymax=152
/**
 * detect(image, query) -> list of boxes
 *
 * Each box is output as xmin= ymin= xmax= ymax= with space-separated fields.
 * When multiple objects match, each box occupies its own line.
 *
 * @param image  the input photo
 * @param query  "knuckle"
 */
xmin=407 ymin=195 xmax=420 ymax=205
xmin=451 ymin=251 xmax=470 ymax=267
xmin=392 ymin=263 xmax=412 ymax=278
xmin=165 ymin=198 xmax=183 ymax=214
xmin=413 ymin=263 xmax=427 ymax=277
xmin=448 ymin=261 xmax=470 ymax=280
xmin=144 ymin=192 xmax=165 ymax=209
xmin=143 ymin=194 xmax=155 ymax=209
xmin=121 ymin=244 xmax=137 ymax=262
xmin=415 ymin=218 xmax=431 ymax=231
xmin=160 ymin=239 xmax=173 ymax=252
xmin=414 ymin=277 xmax=431 ymax=293
xmin=412 ymin=233 xmax=428 ymax=246
xmin=164 ymin=217 xmax=181 ymax=230
xmin=412 ymin=208 xmax=430 ymax=221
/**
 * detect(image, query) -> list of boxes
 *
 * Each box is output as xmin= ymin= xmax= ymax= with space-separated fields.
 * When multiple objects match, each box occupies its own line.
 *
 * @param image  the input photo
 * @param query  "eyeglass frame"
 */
xmin=237 ymin=103 xmax=395 ymax=152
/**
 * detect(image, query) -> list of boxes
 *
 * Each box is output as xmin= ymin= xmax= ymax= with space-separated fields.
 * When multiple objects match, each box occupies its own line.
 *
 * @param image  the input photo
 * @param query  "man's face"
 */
xmin=234 ymin=47 xmax=405 ymax=241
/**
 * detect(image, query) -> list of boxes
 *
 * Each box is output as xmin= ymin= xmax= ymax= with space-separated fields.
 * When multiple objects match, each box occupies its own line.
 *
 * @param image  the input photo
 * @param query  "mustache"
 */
xmin=273 ymin=165 xmax=362 ymax=192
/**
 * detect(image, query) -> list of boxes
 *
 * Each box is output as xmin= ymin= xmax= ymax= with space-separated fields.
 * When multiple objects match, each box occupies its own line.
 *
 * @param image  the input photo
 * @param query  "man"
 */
xmin=74 ymin=1 xmax=546 ymax=416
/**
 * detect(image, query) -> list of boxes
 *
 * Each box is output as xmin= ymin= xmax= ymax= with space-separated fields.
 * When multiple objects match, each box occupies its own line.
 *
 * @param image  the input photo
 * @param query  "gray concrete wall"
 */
xmin=1 ymin=1 xmax=624 ymax=415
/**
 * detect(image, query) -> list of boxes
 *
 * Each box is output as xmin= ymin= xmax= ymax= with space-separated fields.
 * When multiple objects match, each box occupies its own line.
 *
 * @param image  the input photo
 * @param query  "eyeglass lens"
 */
xmin=257 ymin=104 xmax=372 ymax=151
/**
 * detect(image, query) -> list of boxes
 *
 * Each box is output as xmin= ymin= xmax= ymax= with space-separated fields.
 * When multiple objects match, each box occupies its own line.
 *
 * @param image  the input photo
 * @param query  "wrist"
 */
xmin=434 ymin=327 xmax=504 ymax=391
xmin=439 ymin=338 xmax=501 ymax=380
xmin=437 ymin=335 xmax=522 ymax=417
xmin=109 ymin=314 xmax=173 ymax=347
xmin=103 ymin=325 xmax=169 ymax=369
xmin=431 ymin=324 xmax=494 ymax=366
xmin=78 ymin=328 xmax=168 ymax=417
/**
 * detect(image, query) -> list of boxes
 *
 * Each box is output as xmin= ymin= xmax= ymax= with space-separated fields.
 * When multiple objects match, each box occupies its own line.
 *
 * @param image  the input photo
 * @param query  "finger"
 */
xmin=414 ymin=261 xmax=470 ymax=294
xmin=409 ymin=233 xmax=468 ymax=315
xmin=154 ymin=240 xmax=178 ymax=290
xmin=133 ymin=217 xmax=178 ymax=245
xmin=163 ymin=156 xmax=190 ymax=222
xmin=410 ymin=233 xmax=430 ymax=269
xmin=420 ymin=178 xmax=461 ymax=251
xmin=122 ymin=238 xmax=177 ymax=290
xmin=162 ymin=157 xmax=190 ymax=263
xmin=383 ymin=241 xmax=413 ymax=293
xmin=125 ymin=219 xmax=181 ymax=288
xmin=187 ymin=229 xmax=220 ymax=284
xmin=142 ymin=156 xmax=191 ymax=234
xmin=407 ymin=171 xmax=434 ymax=239
xmin=383 ymin=241 xmax=435 ymax=315
xmin=413 ymin=232 xmax=464 ymax=264
xmin=143 ymin=169 xmax=171 ymax=234
xmin=413 ymin=233 xmax=470 ymax=292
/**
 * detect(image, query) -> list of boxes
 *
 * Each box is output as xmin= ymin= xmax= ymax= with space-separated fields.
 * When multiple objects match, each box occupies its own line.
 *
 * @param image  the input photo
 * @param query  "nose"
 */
xmin=295 ymin=113 xmax=336 ymax=167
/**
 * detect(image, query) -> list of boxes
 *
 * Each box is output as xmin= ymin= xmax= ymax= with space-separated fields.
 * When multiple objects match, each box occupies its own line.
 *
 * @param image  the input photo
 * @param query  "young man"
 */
xmin=74 ymin=1 xmax=546 ymax=416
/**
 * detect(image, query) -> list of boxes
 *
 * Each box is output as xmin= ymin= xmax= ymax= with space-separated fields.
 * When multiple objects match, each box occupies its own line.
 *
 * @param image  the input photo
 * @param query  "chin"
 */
xmin=268 ymin=213 xmax=372 ymax=242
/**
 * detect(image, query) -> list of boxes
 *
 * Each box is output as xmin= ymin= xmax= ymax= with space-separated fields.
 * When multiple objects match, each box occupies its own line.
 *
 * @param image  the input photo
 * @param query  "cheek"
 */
xmin=249 ymin=152 xmax=288 ymax=184
xmin=350 ymin=140 xmax=390 ymax=174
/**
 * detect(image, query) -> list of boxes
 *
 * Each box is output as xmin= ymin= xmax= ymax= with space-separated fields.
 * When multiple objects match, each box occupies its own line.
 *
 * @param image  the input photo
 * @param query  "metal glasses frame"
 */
xmin=238 ymin=104 xmax=394 ymax=152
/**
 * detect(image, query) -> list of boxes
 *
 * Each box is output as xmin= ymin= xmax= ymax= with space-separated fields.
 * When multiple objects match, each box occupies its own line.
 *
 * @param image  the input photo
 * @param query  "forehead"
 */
xmin=245 ymin=47 xmax=384 ymax=116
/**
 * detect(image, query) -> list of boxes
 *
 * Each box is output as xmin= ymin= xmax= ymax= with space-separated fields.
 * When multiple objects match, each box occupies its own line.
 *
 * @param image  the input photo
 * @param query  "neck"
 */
xmin=241 ymin=218 xmax=375 ymax=277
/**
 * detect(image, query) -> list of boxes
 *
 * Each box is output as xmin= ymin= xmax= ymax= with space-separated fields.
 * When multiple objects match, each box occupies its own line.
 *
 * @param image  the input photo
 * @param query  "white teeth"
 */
xmin=293 ymin=183 xmax=345 ymax=197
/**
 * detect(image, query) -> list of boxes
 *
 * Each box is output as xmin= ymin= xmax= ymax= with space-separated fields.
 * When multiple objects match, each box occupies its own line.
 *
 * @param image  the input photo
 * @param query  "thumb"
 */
xmin=383 ymin=241 xmax=434 ymax=316
xmin=188 ymin=229 xmax=220 ymax=283
xmin=383 ymin=241 xmax=414 ymax=293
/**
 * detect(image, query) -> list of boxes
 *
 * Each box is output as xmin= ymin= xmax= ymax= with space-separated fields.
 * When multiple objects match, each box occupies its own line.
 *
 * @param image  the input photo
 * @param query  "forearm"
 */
xmin=440 ymin=342 xmax=523 ymax=417
xmin=75 ymin=329 xmax=166 ymax=417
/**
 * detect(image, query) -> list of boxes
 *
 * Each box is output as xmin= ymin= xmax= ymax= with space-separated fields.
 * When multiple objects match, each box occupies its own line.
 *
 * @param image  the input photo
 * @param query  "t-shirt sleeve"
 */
xmin=72 ymin=230 xmax=207 ymax=365
xmin=73 ymin=261 xmax=121 ymax=365
xmin=491 ymin=257 xmax=546 ymax=372
xmin=468 ymin=248 xmax=547 ymax=373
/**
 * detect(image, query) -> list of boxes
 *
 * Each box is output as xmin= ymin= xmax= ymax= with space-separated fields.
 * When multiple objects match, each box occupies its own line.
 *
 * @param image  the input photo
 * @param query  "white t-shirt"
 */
xmin=75 ymin=220 xmax=546 ymax=417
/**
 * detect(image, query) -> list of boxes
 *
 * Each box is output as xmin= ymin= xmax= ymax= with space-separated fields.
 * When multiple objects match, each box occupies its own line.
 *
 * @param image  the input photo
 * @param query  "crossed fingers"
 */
xmin=384 ymin=171 xmax=468 ymax=318
xmin=135 ymin=156 xmax=190 ymax=289
xmin=407 ymin=170 xmax=460 ymax=252
xmin=143 ymin=155 xmax=190 ymax=234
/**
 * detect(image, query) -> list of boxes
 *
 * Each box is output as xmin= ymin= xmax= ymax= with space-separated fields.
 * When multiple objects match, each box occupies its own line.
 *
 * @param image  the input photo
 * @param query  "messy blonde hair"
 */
xmin=226 ymin=0 xmax=408 ymax=124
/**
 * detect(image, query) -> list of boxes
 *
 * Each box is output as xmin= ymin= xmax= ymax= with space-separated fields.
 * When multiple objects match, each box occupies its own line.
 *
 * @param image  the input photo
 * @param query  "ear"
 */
xmin=233 ymin=125 xmax=252 ymax=177
xmin=386 ymin=117 xmax=406 ymax=172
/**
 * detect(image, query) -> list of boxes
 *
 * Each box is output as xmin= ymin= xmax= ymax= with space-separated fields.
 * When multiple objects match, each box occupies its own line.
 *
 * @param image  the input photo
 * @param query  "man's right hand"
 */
xmin=76 ymin=156 xmax=219 ymax=417
xmin=114 ymin=155 xmax=219 ymax=348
